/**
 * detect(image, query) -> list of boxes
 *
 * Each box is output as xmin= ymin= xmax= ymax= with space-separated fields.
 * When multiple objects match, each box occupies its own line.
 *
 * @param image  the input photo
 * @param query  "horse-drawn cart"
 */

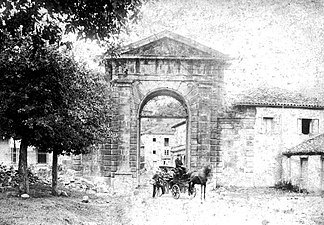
xmin=155 ymin=165 xmax=211 ymax=200
xmin=158 ymin=165 xmax=196 ymax=199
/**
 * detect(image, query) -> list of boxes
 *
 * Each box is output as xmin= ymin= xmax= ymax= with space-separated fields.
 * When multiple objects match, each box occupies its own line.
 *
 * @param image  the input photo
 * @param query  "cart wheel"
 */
xmin=171 ymin=184 xmax=180 ymax=199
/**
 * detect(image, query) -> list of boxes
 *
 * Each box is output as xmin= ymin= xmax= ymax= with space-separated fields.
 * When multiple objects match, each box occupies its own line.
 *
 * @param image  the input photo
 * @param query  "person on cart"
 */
xmin=175 ymin=154 xmax=186 ymax=179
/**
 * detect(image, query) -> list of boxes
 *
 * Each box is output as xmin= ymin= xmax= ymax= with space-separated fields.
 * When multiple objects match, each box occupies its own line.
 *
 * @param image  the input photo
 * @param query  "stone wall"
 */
xmin=217 ymin=107 xmax=256 ymax=186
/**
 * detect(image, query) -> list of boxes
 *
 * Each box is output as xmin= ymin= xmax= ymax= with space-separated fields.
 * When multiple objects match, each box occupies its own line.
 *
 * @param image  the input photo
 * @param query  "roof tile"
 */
xmin=234 ymin=87 xmax=324 ymax=108
xmin=283 ymin=133 xmax=324 ymax=155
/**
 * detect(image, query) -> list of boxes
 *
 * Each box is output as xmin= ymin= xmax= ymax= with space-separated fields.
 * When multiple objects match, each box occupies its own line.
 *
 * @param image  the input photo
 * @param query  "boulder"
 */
xmin=21 ymin=193 xmax=30 ymax=199
xmin=82 ymin=195 xmax=89 ymax=203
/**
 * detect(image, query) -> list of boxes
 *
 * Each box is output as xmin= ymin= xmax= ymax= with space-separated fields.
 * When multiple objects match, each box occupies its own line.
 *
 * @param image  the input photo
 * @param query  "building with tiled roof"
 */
xmin=142 ymin=124 xmax=174 ymax=135
xmin=217 ymin=86 xmax=324 ymax=190
xmin=281 ymin=132 xmax=324 ymax=193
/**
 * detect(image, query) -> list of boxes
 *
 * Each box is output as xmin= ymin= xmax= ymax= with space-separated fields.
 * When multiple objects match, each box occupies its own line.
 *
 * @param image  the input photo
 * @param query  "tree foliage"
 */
xmin=0 ymin=33 xmax=112 ymax=149
xmin=0 ymin=0 xmax=142 ymax=42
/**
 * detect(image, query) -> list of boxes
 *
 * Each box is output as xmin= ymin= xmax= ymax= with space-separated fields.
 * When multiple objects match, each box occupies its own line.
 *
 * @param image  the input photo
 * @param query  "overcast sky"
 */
xmin=120 ymin=0 xmax=324 ymax=99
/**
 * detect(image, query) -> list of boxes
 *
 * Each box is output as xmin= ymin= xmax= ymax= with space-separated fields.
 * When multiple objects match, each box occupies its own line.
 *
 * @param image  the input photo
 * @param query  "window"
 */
xmin=37 ymin=149 xmax=47 ymax=164
xmin=164 ymin=149 xmax=169 ymax=156
xmin=302 ymin=119 xmax=311 ymax=134
xmin=153 ymin=138 xmax=156 ymax=142
xmin=298 ymin=118 xmax=319 ymax=135
xmin=11 ymin=148 xmax=18 ymax=163
xmin=262 ymin=117 xmax=274 ymax=134
xmin=152 ymin=150 xmax=156 ymax=154
xmin=164 ymin=138 xmax=169 ymax=146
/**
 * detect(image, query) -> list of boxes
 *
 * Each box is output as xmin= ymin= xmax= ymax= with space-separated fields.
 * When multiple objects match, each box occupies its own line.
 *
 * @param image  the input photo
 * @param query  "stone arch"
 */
xmin=138 ymin=88 xmax=190 ymax=117
xmin=137 ymin=88 xmax=191 ymax=172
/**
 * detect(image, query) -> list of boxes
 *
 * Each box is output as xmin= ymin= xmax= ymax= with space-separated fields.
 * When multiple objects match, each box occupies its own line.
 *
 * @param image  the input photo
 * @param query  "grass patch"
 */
xmin=274 ymin=180 xmax=308 ymax=193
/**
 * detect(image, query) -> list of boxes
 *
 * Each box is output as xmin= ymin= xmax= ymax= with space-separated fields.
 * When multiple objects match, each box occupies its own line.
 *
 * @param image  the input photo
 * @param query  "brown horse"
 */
xmin=188 ymin=165 xmax=212 ymax=200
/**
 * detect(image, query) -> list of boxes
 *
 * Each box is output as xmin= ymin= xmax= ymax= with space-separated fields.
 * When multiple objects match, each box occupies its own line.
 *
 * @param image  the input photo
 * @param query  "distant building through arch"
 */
xmin=138 ymin=88 xmax=189 ymax=169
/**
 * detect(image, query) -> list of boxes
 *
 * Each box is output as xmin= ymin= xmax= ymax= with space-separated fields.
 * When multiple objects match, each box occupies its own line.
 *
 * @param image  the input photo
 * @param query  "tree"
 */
xmin=0 ymin=32 xmax=113 ymax=194
xmin=30 ymin=46 xmax=113 ymax=195
xmin=0 ymin=0 xmax=142 ymax=41
xmin=0 ymin=0 xmax=142 ymax=194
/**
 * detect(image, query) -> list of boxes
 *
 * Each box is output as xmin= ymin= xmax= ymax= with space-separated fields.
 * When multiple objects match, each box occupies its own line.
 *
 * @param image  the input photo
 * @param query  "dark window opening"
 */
xmin=135 ymin=59 xmax=140 ymax=73
xmin=164 ymin=138 xmax=169 ymax=146
xmin=153 ymin=150 xmax=156 ymax=154
xmin=37 ymin=149 xmax=47 ymax=164
xmin=302 ymin=119 xmax=312 ymax=134
xmin=153 ymin=138 xmax=156 ymax=142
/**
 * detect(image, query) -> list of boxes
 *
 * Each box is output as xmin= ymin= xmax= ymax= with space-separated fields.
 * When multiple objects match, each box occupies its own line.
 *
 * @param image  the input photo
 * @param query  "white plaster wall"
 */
xmin=252 ymin=107 xmax=324 ymax=186
xmin=285 ymin=155 xmax=323 ymax=193
xmin=0 ymin=138 xmax=70 ymax=171
xmin=141 ymin=133 xmax=174 ymax=170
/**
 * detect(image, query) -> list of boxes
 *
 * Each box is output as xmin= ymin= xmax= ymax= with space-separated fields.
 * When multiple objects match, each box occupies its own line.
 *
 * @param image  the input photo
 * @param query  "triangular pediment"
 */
xmin=120 ymin=31 xmax=229 ymax=60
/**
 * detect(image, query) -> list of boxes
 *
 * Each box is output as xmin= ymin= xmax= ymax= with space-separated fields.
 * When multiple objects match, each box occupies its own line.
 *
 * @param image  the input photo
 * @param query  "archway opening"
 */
xmin=138 ymin=91 xmax=189 ymax=184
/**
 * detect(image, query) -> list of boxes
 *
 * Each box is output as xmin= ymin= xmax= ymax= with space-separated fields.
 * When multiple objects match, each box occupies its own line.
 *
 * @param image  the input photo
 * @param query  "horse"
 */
xmin=188 ymin=165 xmax=212 ymax=200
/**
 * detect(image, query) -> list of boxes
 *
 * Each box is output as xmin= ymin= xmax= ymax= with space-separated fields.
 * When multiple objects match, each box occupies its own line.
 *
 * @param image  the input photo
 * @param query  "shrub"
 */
xmin=274 ymin=180 xmax=304 ymax=193
xmin=0 ymin=163 xmax=42 ymax=188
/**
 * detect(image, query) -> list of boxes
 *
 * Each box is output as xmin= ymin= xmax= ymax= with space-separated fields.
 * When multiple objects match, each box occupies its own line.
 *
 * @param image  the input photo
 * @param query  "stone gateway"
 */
xmin=97 ymin=31 xmax=230 ymax=189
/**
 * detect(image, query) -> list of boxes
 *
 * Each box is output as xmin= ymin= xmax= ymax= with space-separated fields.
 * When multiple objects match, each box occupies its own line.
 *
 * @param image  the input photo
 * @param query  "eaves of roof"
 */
xmin=235 ymin=102 xmax=324 ymax=109
xmin=171 ymin=120 xmax=186 ymax=129
xmin=283 ymin=133 xmax=324 ymax=156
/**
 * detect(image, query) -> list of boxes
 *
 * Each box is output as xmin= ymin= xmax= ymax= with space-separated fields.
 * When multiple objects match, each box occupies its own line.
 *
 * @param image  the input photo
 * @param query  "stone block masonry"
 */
xmin=217 ymin=108 xmax=257 ymax=187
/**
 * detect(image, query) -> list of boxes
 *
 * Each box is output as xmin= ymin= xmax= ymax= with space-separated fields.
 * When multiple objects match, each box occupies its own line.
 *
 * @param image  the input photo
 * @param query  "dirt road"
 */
xmin=0 ymin=185 xmax=323 ymax=225
xmin=128 ymin=185 xmax=324 ymax=225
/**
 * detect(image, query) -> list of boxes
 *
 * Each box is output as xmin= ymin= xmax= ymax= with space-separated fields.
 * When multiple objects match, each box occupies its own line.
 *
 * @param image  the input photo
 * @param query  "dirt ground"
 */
xmin=0 ymin=184 xmax=323 ymax=225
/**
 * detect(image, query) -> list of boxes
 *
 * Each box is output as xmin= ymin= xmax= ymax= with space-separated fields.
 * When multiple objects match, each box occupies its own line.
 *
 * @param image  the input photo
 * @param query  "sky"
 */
xmin=117 ymin=0 xmax=324 ymax=100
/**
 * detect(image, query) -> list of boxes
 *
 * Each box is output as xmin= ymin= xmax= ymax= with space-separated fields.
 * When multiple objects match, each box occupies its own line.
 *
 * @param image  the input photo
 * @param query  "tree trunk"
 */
xmin=52 ymin=150 xmax=58 ymax=196
xmin=18 ymin=139 xmax=29 ymax=194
